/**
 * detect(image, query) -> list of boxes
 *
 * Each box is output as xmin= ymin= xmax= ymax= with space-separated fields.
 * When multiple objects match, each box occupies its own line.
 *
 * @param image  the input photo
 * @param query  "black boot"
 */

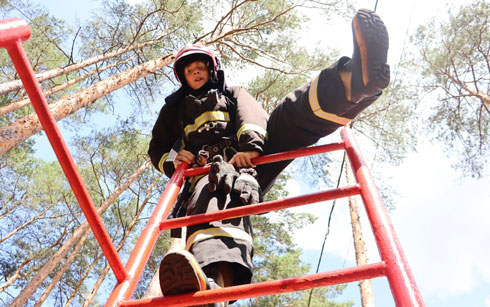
xmin=159 ymin=250 xmax=208 ymax=296
xmin=159 ymin=250 xmax=228 ymax=306
xmin=340 ymin=8 xmax=390 ymax=103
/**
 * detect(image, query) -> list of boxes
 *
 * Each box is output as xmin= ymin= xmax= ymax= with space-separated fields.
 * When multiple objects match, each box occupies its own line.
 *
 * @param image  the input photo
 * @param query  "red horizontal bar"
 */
xmin=120 ymin=262 xmax=387 ymax=307
xmin=185 ymin=142 xmax=345 ymax=178
xmin=160 ymin=185 xmax=361 ymax=231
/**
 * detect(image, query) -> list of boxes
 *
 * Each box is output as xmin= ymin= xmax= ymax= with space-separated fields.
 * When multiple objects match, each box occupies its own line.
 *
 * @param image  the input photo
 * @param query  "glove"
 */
xmin=233 ymin=168 xmax=262 ymax=205
xmin=208 ymin=155 xmax=237 ymax=194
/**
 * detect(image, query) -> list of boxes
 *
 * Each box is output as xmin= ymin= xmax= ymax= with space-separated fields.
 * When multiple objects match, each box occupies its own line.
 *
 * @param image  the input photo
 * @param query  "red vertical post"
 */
xmin=341 ymin=127 xmax=424 ymax=306
xmin=0 ymin=18 xmax=128 ymax=283
xmin=105 ymin=163 xmax=188 ymax=307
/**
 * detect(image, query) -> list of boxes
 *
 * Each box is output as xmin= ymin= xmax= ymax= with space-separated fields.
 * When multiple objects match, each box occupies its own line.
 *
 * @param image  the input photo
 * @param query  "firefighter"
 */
xmin=148 ymin=43 xmax=268 ymax=307
xmin=148 ymin=8 xmax=389 ymax=306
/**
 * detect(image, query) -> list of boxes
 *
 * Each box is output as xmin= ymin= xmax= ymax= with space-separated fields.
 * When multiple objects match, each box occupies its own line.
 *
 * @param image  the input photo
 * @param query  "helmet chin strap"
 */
xmin=209 ymin=57 xmax=221 ymax=84
xmin=210 ymin=58 xmax=225 ymax=91
xmin=215 ymin=69 xmax=226 ymax=92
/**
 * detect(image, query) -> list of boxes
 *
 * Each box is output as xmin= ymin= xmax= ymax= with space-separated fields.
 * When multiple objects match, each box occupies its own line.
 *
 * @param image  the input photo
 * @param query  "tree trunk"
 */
xmin=0 ymin=201 xmax=56 ymax=244
xmin=0 ymin=52 xmax=174 ymax=154
xmin=9 ymin=161 xmax=151 ymax=307
xmin=0 ymin=227 xmax=68 ymax=293
xmin=0 ymin=36 xmax=164 ymax=95
xmin=346 ymin=160 xmax=375 ymax=307
xmin=34 ymin=228 xmax=92 ymax=307
xmin=0 ymin=57 xmax=133 ymax=117
xmin=82 ymin=182 xmax=158 ymax=306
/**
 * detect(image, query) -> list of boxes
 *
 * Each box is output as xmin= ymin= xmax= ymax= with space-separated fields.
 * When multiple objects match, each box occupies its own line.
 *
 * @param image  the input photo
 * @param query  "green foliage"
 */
xmin=263 ymin=172 xmax=290 ymax=202
xmin=0 ymin=154 xmax=77 ymax=300
xmin=236 ymin=210 xmax=352 ymax=306
xmin=0 ymin=0 xmax=74 ymax=162
xmin=412 ymin=0 xmax=490 ymax=177
xmin=0 ymin=0 xmax=363 ymax=305
xmin=0 ymin=118 xmax=168 ymax=305
xmin=1 ymin=0 xmax=72 ymax=84
xmin=353 ymin=79 xmax=418 ymax=167
xmin=75 ymin=0 xmax=205 ymax=108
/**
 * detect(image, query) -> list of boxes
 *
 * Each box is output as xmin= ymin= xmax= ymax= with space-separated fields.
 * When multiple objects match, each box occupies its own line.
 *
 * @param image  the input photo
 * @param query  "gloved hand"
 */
xmin=233 ymin=168 xmax=262 ymax=205
xmin=208 ymin=155 xmax=237 ymax=194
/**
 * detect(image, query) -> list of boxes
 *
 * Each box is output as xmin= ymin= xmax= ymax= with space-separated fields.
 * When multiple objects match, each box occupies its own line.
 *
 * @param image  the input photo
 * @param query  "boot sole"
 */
xmin=159 ymin=250 xmax=207 ymax=296
xmin=353 ymin=9 xmax=390 ymax=91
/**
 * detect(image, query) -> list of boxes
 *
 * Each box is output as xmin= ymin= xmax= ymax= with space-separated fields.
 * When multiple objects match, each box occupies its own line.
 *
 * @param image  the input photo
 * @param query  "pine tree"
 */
xmin=412 ymin=0 xmax=489 ymax=177
xmin=0 ymin=0 xmax=417 ymax=306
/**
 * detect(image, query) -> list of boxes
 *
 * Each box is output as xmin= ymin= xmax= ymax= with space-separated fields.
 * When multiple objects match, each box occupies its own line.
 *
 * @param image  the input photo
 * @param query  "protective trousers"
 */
xmin=173 ymin=56 xmax=381 ymax=290
xmin=256 ymin=56 xmax=380 ymax=192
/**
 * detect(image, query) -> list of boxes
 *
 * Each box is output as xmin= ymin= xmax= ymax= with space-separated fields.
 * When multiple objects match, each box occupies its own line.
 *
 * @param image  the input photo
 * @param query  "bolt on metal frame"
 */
xmin=0 ymin=18 xmax=425 ymax=307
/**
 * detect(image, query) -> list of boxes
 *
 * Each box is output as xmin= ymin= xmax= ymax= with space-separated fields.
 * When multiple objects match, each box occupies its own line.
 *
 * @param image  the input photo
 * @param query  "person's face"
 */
xmin=184 ymin=61 xmax=210 ymax=90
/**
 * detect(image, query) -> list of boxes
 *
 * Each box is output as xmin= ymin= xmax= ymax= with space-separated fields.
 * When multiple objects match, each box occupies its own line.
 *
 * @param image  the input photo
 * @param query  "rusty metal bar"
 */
xmin=120 ymin=262 xmax=387 ymax=307
xmin=0 ymin=18 xmax=128 ymax=283
xmin=184 ymin=141 xmax=345 ymax=178
xmin=341 ymin=127 xmax=424 ymax=306
xmin=161 ymin=185 xmax=361 ymax=230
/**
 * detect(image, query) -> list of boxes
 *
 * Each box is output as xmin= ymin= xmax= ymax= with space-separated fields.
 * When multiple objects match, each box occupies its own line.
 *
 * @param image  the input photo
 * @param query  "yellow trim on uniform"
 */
xmin=237 ymin=123 xmax=268 ymax=141
xmin=184 ymin=111 xmax=230 ymax=137
xmin=186 ymin=251 xmax=208 ymax=291
xmin=158 ymin=152 xmax=169 ymax=173
xmin=186 ymin=227 xmax=253 ymax=251
xmin=172 ymin=250 xmax=208 ymax=291
xmin=308 ymin=74 xmax=351 ymax=125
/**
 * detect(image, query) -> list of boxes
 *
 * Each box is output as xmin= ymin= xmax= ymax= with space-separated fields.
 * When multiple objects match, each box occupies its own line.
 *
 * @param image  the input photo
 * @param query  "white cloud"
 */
xmin=289 ymin=157 xmax=381 ymax=268
xmin=388 ymin=143 xmax=490 ymax=299
xmin=290 ymin=138 xmax=490 ymax=304
xmin=484 ymin=296 xmax=490 ymax=307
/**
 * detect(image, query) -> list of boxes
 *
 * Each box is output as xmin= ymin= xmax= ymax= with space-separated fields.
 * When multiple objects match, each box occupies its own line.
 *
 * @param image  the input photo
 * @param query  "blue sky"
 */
xmin=4 ymin=0 xmax=490 ymax=306
xmin=289 ymin=135 xmax=490 ymax=307
xmin=288 ymin=1 xmax=490 ymax=306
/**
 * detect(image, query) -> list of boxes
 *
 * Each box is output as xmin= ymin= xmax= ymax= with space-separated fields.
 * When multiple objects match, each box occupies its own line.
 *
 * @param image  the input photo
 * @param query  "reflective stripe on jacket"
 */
xmin=148 ymin=86 xmax=269 ymax=177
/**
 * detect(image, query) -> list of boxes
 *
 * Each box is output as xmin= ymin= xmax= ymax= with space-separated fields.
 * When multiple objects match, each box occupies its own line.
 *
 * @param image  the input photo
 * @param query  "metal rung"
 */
xmin=160 ymin=185 xmax=361 ymax=230
xmin=0 ymin=17 xmax=425 ymax=307
xmin=120 ymin=262 xmax=387 ymax=307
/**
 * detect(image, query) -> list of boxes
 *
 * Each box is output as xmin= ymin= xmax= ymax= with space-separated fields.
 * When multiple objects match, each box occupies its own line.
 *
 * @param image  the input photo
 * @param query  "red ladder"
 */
xmin=0 ymin=18 xmax=424 ymax=307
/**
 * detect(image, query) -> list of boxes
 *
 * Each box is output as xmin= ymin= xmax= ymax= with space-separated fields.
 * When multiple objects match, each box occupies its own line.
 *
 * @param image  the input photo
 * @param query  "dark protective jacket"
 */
xmin=147 ymin=57 xmax=382 ymax=288
xmin=148 ymin=79 xmax=268 ymax=288
xmin=148 ymin=83 xmax=269 ymax=178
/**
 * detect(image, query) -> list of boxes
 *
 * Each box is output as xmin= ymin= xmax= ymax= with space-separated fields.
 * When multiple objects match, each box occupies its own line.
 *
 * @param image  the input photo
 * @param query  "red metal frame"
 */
xmin=0 ymin=18 xmax=128 ymax=283
xmin=1 ymin=18 xmax=425 ymax=307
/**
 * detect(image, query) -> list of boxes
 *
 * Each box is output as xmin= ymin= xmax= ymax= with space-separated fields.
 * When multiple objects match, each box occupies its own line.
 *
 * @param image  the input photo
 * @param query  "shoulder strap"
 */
xmin=164 ymin=88 xmax=185 ymax=131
